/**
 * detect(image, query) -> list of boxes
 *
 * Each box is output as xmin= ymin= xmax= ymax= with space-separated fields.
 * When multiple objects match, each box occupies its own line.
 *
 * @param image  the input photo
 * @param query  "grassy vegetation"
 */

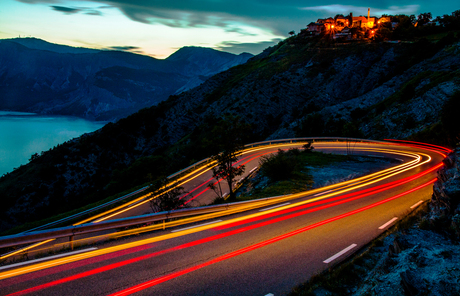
xmin=288 ymin=202 xmax=431 ymax=296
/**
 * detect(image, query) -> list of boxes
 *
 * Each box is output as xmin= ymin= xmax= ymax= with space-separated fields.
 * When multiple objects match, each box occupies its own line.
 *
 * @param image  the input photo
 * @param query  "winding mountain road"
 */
xmin=0 ymin=139 xmax=448 ymax=296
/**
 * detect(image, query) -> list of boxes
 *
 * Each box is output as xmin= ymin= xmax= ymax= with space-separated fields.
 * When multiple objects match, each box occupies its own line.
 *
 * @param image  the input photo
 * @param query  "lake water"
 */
xmin=0 ymin=111 xmax=106 ymax=176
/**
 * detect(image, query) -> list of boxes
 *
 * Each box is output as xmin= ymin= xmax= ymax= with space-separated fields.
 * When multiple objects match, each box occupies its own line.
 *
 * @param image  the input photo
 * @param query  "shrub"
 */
xmin=259 ymin=149 xmax=301 ymax=182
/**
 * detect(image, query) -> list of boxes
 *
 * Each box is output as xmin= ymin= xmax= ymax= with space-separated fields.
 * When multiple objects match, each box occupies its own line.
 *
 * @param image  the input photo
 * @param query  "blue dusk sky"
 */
xmin=0 ymin=0 xmax=458 ymax=58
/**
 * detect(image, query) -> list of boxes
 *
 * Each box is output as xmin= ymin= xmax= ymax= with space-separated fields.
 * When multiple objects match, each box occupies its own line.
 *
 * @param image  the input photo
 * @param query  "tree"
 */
xmin=259 ymin=146 xmax=314 ymax=183
xmin=374 ymin=26 xmax=392 ymax=41
xmin=417 ymin=12 xmax=432 ymax=26
xmin=149 ymin=178 xmax=189 ymax=213
xmin=437 ymin=12 xmax=460 ymax=30
xmin=29 ymin=152 xmax=40 ymax=162
xmin=289 ymin=30 xmax=295 ymax=36
xmin=392 ymin=14 xmax=417 ymax=39
xmin=207 ymin=115 xmax=250 ymax=200
xmin=303 ymin=142 xmax=314 ymax=152
xmin=259 ymin=149 xmax=300 ymax=182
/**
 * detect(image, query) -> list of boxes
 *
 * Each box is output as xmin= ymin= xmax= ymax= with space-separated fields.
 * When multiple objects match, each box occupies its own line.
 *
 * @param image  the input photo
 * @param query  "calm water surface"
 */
xmin=0 ymin=111 xmax=106 ymax=176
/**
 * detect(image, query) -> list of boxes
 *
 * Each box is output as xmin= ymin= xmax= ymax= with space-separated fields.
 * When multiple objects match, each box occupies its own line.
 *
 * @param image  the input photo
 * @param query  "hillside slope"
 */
xmin=0 ymin=34 xmax=459 ymax=233
xmin=0 ymin=38 xmax=252 ymax=121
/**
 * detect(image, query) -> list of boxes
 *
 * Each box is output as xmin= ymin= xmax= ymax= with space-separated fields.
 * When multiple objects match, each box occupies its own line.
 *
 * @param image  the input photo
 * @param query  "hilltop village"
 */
xmin=302 ymin=9 xmax=437 ymax=40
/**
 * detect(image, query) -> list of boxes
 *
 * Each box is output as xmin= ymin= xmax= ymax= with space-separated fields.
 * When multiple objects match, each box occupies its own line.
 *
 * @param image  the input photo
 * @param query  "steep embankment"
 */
xmin=0 ymin=34 xmax=459 ymax=233
xmin=0 ymin=38 xmax=252 ymax=121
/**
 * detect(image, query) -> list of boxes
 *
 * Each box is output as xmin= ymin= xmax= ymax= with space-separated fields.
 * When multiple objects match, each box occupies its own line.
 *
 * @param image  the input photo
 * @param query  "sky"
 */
xmin=0 ymin=1 xmax=458 ymax=59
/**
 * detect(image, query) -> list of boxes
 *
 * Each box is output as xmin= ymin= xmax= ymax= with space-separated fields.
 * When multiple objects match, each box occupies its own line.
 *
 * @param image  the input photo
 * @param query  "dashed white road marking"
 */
xmin=410 ymin=200 xmax=424 ymax=209
xmin=314 ymin=189 xmax=334 ymax=197
xmin=323 ymin=244 xmax=357 ymax=264
xmin=0 ymin=247 xmax=98 ymax=271
xmin=259 ymin=203 xmax=290 ymax=212
xmin=378 ymin=217 xmax=398 ymax=230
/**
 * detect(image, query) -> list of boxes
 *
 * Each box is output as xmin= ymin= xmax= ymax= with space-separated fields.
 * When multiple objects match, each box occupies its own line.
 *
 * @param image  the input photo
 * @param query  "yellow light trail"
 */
xmin=91 ymin=142 xmax=310 ymax=223
xmin=0 ymin=239 xmax=55 ymax=260
xmin=0 ymin=143 xmax=313 ymax=261
xmin=0 ymin=142 xmax=426 ymax=262
xmin=0 ymin=146 xmax=436 ymax=280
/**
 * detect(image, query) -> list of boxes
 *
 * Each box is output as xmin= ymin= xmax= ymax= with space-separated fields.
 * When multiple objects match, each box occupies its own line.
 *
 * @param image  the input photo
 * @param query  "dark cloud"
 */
xmin=85 ymin=10 xmax=103 ymax=16
xmin=87 ymin=0 xmax=437 ymax=36
xmin=105 ymin=45 xmax=141 ymax=52
xmin=17 ymin=0 xmax=61 ymax=3
xmin=100 ymin=1 xmax=299 ymax=35
xmin=224 ymin=27 xmax=258 ymax=37
xmin=216 ymin=39 xmax=284 ymax=55
xmin=18 ymin=0 xmax=459 ymax=41
xmin=103 ymin=46 xmax=149 ymax=56
xmin=49 ymin=4 xmax=104 ymax=16
xmin=51 ymin=5 xmax=80 ymax=14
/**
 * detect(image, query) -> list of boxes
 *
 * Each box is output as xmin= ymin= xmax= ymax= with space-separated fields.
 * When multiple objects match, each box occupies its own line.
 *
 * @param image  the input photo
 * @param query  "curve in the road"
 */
xmin=0 ymin=139 xmax=448 ymax=296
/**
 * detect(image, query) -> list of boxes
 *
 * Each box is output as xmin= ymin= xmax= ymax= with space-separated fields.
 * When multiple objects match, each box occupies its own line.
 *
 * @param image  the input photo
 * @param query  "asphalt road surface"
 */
xmin=0 ymin=140 xmax=448 ymax=296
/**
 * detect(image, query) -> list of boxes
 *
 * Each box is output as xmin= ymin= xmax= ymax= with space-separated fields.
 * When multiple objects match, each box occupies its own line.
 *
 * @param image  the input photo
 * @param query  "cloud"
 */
xmin=83 ymin=1 xmax=427 ymax=38
xmin=85 ymin=10 xmax=103 ymax=16
xmin=106 ymin=45 xmax=141 ymax=51
xmin=102 ymin=45 xmax=149 ymax=55
xmin=17 ymin=0 xmax=61 ymax=3
xmin=49 ymin=4 xmax=104 ymax=16
xmin=79 ymin=0 xmax=299 ymax=36
xmin=17 ymin=1 xmax=428 ymax=39
xmin=51 ymin=5 xmax=81 ymax=14
xmin=216 ymin=39 xmax=284 ymax=55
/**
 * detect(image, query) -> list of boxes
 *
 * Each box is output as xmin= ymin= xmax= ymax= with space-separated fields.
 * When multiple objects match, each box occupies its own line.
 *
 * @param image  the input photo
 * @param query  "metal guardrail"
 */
xmin=0 ymin=137 xmax=391 ymax=250
xmin=22 ymin=186 xmax=150 ymax=233
xmin=168 ymin=137 xmax=387 ymax=179
xmin=0 ymin=193 xmax=291 ymax=249
xmin=243 ymin=137 xmax=389 ymax=148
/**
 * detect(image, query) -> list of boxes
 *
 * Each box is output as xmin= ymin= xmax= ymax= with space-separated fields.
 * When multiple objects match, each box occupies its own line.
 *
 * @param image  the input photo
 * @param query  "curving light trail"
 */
xmin=0 ymin=140 xmax=448 ymax=296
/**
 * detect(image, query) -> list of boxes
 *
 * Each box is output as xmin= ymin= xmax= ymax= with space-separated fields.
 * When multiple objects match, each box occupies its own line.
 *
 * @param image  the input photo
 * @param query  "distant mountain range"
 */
xmin=0 ymin=38 xmax=253 ymax=121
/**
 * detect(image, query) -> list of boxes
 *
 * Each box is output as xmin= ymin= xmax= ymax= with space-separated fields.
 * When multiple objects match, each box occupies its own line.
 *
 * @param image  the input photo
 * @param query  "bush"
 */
xmin=259 ymin=149 xmax=302 ymax=182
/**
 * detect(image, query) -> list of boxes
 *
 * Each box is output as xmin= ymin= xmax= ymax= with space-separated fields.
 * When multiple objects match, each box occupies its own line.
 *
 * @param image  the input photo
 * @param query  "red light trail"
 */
xmin=4 ymin=159 xmax=440 ymax=296
xmin=107 ymin=179 xmax=437 ymax=296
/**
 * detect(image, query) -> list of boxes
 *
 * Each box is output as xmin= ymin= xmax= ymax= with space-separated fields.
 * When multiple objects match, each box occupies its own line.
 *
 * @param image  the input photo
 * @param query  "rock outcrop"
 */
xmin=431 ymin=148 xmax=460 ymax=238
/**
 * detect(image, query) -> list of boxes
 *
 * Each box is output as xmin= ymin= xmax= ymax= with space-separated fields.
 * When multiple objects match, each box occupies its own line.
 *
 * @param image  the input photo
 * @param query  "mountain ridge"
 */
xmin=0 ymin=37 xmax=100 ymax=54
xmin=0 ymin=38 xmax=253 ymax=121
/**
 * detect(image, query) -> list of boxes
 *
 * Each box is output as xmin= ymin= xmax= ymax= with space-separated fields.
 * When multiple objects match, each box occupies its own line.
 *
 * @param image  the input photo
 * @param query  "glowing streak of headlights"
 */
xmin=106 ymin=179 xmax=438 ymax=296
xmin=0 ymin=146 xmax=436 ymax=280
xmin=0 ymin=146 xmax=424 ymax=262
